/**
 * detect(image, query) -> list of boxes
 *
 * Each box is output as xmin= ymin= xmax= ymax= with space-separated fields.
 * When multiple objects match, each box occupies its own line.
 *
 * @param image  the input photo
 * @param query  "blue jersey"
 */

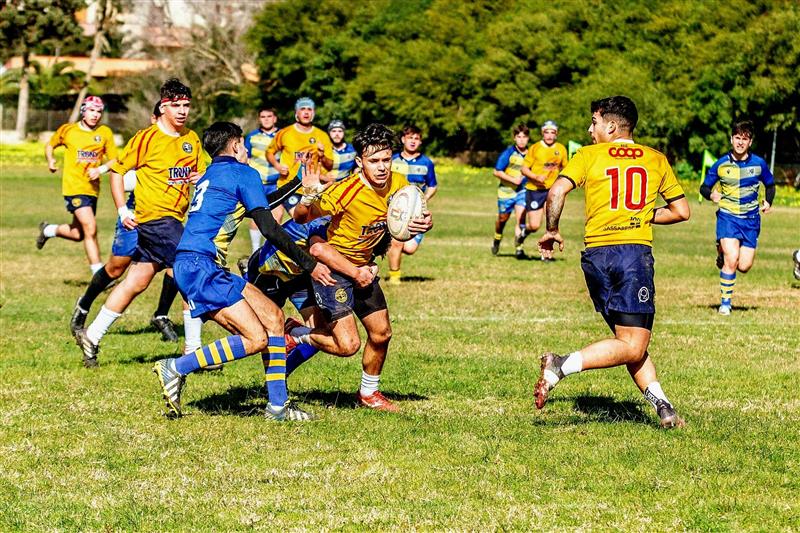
xmin=257 ymin=217 xmax=330 ymax=281
xmin=178 ymin=156 xmax=268 ymax=258
xmin=332 ymin=143 xmax=357 ymax=181
xmin=494 ymin=145 xmax=527 ymax=198
xmin=391 ymin=152 xmax=437 ymax=191
xmin=703 ymin=152 xmax=774 ymax=218
xmin=244 ymin=128 xmax=280 ymax=186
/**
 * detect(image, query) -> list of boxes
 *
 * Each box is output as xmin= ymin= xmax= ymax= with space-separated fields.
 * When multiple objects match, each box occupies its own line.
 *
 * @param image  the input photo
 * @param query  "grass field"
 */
xmin=1 ymin=157 xmax=799 ymax=531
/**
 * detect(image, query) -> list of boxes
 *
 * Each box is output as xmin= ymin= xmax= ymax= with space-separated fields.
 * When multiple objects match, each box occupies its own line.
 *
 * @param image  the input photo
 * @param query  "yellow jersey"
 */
xmin=315 ymin=171 xmax=409 ymax=267
xmin=267 ymin=124 xmax=333 ymax=187
xmin=48 ymin=123 xmax=117 ymax=197
xmin=523 ymin=140 xmax=567 ymax=190
xmin=110 ymin=123 xmax=205 ymax=223
xmin=561 ymin=141 xmax=684 ymax=248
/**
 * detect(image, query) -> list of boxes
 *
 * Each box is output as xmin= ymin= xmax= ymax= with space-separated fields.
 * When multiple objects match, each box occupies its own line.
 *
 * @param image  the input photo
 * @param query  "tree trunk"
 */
xmin=15 ymin=51 xmax=30 ymax=140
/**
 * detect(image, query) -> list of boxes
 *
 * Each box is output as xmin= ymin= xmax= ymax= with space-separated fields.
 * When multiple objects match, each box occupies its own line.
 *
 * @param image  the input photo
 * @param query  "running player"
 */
xmin=37 ymin=96 xmax=117 ymax=274
xmin=266 ymin=97 xmax=333 ymax=221
xmin=69 ymin=102 xmax=180 ymax=343
xmin=520 ymin=120 xmax=567 ymax=260
xmin=699 ymin=120 xmax=775 ymax=315
xmin=492 ymin=124 xmax=529 ymax=256
xmin=293 ymin=123 xmax=433 ymax=411
xmin=151 ymin=121 xmax=334 ymax=420
xmin=75 ymin=78 xmax=205 ymax=368
xmin=535 ymin=96 xmax=690 ymax=429
xmin=244 ymin=107 xmax=280 ymax=252
xmin=326 ymin=119 xmax=357 ymax=183
xmin=387 ymin=124 xmax=437 ymax=285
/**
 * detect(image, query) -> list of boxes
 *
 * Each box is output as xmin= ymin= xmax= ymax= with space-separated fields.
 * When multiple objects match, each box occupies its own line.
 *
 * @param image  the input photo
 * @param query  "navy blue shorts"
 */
xmin=716 ymin=210 xmax=760 ymax=249
xmin=131 ymin=216 xmax=184 ymax=268
xmin=64 ymin=195 xmax=97 ymax=214
xmin=174 ymin=251 xmax=246 ymax=319
xmin=247 ymin=252 xmax=315 ymax=312
xmin=312 ymin=271 xmax=387 ymax=322
xmin=111 ymin=218 xmax=138 ymax=257
xmin=581 ymin=244 xmax=656 ymax=316
xmin=525 ymin=189 xmax=548 ymax=211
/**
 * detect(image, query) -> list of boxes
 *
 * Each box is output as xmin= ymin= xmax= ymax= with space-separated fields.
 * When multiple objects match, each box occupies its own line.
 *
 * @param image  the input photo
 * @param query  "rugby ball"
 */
xmin=387 ymin=185 xmax=426 ymax=241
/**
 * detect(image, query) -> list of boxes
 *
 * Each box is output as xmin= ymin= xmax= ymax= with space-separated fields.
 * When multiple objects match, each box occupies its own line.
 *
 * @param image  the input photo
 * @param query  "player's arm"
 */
xmin=317 ymin=134 xmax=333 ymax=171
xmin=538 ymin=176 xmax=575 ymax=253
xmin=266 ymin=176 xmax=302 ymax=209
xmin=521 ymin=164 xmax=546 ymax=187
xmin=423 ymin=186 xmax=437 ymax=201
xmin=653 ymin=196 xmax=690 ymax=225
xmin=87 ymin=158 xmax=117 ymax=181
xmin=493 ymin=169 xmax=521 ymax=187
xmin=266 ymin=135 xmax=289 ymax=175
xmin=762 ymin=183 xmax=775 ymax=213
xmin=699 ymin=160 xmax=721 ymax=202
xmin=109 ymin=170 xmax=137 ymax=229
xmin=309 ymin=238 xmax=375 ymax=288
xmin=44 ymin=144 xmax=59 ymax=173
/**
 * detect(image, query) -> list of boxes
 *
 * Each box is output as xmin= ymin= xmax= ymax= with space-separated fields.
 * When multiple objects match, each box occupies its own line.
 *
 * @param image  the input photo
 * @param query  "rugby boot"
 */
xmin=793 ymin=249 xmax=800 ymax=280
xmin=264 ymin=401 xmax=316 ymax=421
xmin=515 ymin=248 xmax=526 ymax=260
xmin=718 ymin=303 xmax=731 ymax=316
xmin=151 ymin=315 xmax=179 ymax=342
xmin=75 ymin=328 xmax=99 ymax=368
xmin=36 ymin=221 xmax=50 ymax=249
xmin=534 ymin=352 xmax=565 ymax=409
xmin=356 ymin=390 xmax=400 ymax=412
xmin=152 ymin=358 xmax=185 ymax=418
xmin=655 ymin=400 xmax=685 ymax=429
xmin=491 ymin=239 xmax=501 ymax=255
xmin=69 ymin=299 xmax=88 ymax=340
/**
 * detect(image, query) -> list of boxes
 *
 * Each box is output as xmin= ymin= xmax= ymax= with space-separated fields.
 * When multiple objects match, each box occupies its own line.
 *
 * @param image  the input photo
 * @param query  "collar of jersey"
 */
xmin=156 ymin=119 xmax=180 ymax=137
xmin=212 ymin=155 xmax=238 ymax=164
xmin=613 ymin=138 xmax=634 ymax=144
xmin=399 ymin=152 xmax=419 ymax=161
xmin=727 ymin=151 xmax=752 ymax=164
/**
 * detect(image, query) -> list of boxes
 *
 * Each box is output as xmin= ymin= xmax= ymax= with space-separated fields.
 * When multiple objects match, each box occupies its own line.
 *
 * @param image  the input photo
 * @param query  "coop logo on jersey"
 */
xmin=608 ymin=147 xmax=643 ymax=159
xmin=638 ymin=287 xmax=650 ymax=303
xmin=77 ymin=150 xmax=99 ymax=162
xmin=182 ymin=142 xmax=193 ymax=154
xmin=167 ymin=166 xmax=193 ymax=184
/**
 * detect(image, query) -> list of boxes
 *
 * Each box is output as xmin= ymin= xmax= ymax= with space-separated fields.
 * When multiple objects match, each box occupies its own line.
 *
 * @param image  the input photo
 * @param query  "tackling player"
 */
xmin=520 ymin=120 xmax=567 ymax=260
xmin=244 ymin=107 xmax=280 ymax=252
xmin=293 ymin=123 xmax=433 ymax=411
xmin=491 ymin=124 xmax=529 ymax=256
xmin=37 ymin=96 xmax=117 ymax=274
xmin=326 ymin=119 xmax=357 ymax=183
xmin=387 ymin=124 xmax=437 ymax=285
xmin=152 ymin=121 xmax=334 ymax=421
xmin=700 ymin=120 xmax=775 ymax=315
xmin=535 ymin=96 xmax=690 ymax=429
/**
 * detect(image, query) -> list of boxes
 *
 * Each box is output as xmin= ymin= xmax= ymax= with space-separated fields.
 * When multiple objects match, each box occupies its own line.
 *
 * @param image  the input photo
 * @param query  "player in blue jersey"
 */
xmin=244 ymin=107 xmax=280 ymax=252
xmin=325 ymin=120 xmax=357 ymax=183
xmin=700 ymin=120 xmax=775 ymax=315
xmin=387 ymin=125 xmax=437 ymax=285
xmin=151 ymin=121 xmax=335 ymax=421
xmin=491 ymin=124 xmax=529 ymax=256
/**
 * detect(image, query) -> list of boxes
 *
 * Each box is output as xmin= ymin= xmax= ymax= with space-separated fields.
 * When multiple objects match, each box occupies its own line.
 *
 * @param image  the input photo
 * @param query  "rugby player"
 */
xmin=293 ymin=123 xmax=433 ymax=411
xmin=325 ymin=119 xmax=357 ymax=183
xmin=37 ymin=96 xmax=117 ymax=274
xmin=492 ymin=124 xmax=529 ymax=256
xmin=69 ymin=102 xmax=180 ymax=344
xmin=244 ymin=107 xmax=280 ymax=252
xmin=535 ymin=96 xmax=690 ymax=429
xmin=520 ymin=120 xmax=567 ymax=260
xmin=75 ymin=78 xmax=205 ymax=368
xmin=700 ymin=120 xmax=775 ymax=315
xmin=152 ymin=121 xmax=334 ymax=420
xmin=266 ymin=97 xmax=333 ymax=221
xmin=387 ymin=124 xmax=437 ymax=285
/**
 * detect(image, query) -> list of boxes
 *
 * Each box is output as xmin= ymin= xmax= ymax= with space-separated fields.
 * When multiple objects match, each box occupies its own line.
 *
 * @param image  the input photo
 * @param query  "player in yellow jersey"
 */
xmin=76 ymin=79 xmax=206 ymax=368
xmin=293 ymin=124 xmax=432 ymax=412
xmin=520 ymin=120 xmax=567 ymax=260
xmin=266 ymin=97 xmax=333 ymax=221
xmin=535 ymin=96 xmax=690 ymax=429
xmin=37 ymin=96 xmax=117 ymax=274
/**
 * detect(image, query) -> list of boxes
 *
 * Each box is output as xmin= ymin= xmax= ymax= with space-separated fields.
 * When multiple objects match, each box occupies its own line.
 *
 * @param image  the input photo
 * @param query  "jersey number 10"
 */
xmin=607 ymin=166 xmax=647 ymax=211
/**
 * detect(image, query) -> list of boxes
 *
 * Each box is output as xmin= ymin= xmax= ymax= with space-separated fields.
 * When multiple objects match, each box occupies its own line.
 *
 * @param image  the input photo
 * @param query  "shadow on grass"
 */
xmin=530 ymin=394 xmax=650 ymax=426
xmin=493 ymin=253 xmax=560 ymax=262
xmin=62 ymin=279 xmax=89 ymax=288
xmin=395 ymin=275 xmax=435 ymax=283
xmin=699 ymin=303 xmax=759 ymax=311
xmin=113 ymin=325 xmax=186 ymax=337
xmin=126 ymin=351 xmax=182 ymax=364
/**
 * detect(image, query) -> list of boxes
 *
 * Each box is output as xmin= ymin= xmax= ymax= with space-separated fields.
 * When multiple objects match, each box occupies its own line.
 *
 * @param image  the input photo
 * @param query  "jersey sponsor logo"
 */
xmin=602 ymin=216 xmax=642 ymax=232
xmin=360 ymin=220 xmax=387 ymax=238
xmin=182 ymin=142 xmax=193 ymax=154
xmin=168 ymin=166 xmax=194 ymax=184
xmin=608 ymin=146 xmax=644 ymax=159
xmin=638 ymin=287 xmax=650 ymax=303
xmin=77 ymin=149 xmax=100 ymax=161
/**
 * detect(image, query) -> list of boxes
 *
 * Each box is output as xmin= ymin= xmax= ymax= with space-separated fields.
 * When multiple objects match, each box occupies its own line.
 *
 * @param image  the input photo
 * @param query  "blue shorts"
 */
xmin=498 ymin=190 xmax=526 ymax=215
xmin=111 ymin=218 xmax=138 ymax=257
xmin=246 ymin=252 xmax=315 ymax=312
xmin=174 ymin=251 xmax=246 ymax=319
xmin=716 ymin=210 xmax=760 ymax=249
xmin=64 ymin=195 xmax=97 ymax=214
xmin=581 ymin=244 xmax=656 ymax=316
xmin=132 ymin=216 xmax=183 ymax=268
xmin=312 ymin=272 xmax=387 ymax=322
xmin=525 ymin=189 xmax=548 ymax=211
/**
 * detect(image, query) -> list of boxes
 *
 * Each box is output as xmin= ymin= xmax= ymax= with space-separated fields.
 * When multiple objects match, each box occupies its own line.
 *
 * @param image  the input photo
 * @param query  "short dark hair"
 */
xmin=353 ymin=123 xmax=396 ymax=158
xmin=732 ymin=120 xmax=754 ymax=139
xmin=152 ymin=101 xmax=163 ymax=118
xmin=160 ymin=78 xmax=192 ymax=101
xmin=202 ymin=121 xmax=243 ymax=158
xmin=590 ymin=96 xmax=638 ymax=133
xmin=259 ymin=107 xmax=277 ymax=116
xmin=513 ymin=124 xmax=529 ymax=136
xmin=402 ymin=124 xmax=422 ymax=137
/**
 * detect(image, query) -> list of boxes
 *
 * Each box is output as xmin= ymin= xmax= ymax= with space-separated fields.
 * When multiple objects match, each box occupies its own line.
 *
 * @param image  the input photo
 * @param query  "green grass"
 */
xmin=1 ymin=158 xmax=799 ymax=530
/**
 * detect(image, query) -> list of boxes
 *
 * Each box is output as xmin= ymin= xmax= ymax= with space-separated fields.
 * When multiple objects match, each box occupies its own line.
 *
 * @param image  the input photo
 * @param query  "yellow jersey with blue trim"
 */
xmin=110 ymin=123 xmax=206 ymax=223
xmin=315 ymin=171 xmax=410 ymax=267
xmin=560 ymin=141 xmax=684 ymax=248
xmin=48 ymin=123 xmax=118 ymax=197
xmin=523 ymin=140 xmax=567 ymax=190
xmin=266 ymin=124 xmax=333 ymax=187
xmin=244 ymin=128 xmax=280 ymax=186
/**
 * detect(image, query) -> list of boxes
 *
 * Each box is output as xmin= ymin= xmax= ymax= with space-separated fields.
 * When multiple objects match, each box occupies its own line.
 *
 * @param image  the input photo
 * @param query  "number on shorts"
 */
xmin=189 ymin=180 xmax=209 ymax=213
xmin=606 ymin=166 xmax=647 ymax=211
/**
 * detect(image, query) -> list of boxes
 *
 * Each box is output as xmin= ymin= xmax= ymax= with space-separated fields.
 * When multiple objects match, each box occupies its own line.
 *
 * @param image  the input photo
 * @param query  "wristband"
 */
xmin=118 ymin=206 xmax=135 ymax=221
xmin=97 ymin=164 xmax=110 ymax=174
xmin=300 ymin=194 xmax=319 ymax=206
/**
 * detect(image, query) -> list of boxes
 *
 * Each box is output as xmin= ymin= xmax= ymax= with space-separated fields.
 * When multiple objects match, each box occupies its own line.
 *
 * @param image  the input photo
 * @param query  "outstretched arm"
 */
xmin=537 ymin=176 xmax=575 ymax=254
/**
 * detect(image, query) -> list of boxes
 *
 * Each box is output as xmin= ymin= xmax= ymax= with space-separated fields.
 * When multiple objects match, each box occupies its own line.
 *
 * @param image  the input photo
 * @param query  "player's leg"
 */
xmin=402 ymin=234 xmax=422 ymax=255
xmin=719 ymin=237 xmax=741 ymax=314
xmin=248 ymin=219 xmax=262 ymax=253
xmin=387 ymin=238 xmax=404 ymax=285
xmin=73 ymin=204 xmax=102 ymax=271
xmin=525 ymin=207 xmax=545 ymax=260
xmin=625 ymin=350 xmax=684 ymax=428
xmin=793 ymin=249 xmax=800 ymax=280
xmin=513 ymin=201 xmax=526 ymax=242
xmin=353 ymin=280 xmax=397 ymax=411
xmin=492 ymin=207 xmax=511 ymax=255
xmin=150 ymin=273 xmax=180 ymax=342
xmin=736 ymin=246 xmax=756 ymax=273
xmin=71 ymin=254 xmax=132 ymax=338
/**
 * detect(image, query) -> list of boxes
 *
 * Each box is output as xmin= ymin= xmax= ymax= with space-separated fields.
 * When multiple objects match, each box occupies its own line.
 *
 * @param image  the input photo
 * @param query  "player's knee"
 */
xmin=737 ymin=262 xmax=752 ymax=273
xmin=369 ymin=324 xmax=392 ymax=346
xmin=105 ymin=263 xmax=126 ymax=278
xmin=340 ymin=335 xmax=361 ymax=356
xmin=403 ymin=243 xmax=418 ymax=255
xmin=243 ymin=331 xmax=268 ymax=354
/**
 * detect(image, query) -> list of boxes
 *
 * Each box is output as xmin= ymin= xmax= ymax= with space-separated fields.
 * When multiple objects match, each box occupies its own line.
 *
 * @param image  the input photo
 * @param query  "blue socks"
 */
xmin=262 ymin=336 xmax=288 ymax=407
xmin=174 ymin=335 xmax=246 ymax=375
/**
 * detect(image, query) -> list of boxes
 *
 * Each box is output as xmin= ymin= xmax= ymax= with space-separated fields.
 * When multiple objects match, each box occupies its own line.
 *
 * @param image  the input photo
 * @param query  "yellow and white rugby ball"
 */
xmin=387 ymin=185 xmax=426 ymax=242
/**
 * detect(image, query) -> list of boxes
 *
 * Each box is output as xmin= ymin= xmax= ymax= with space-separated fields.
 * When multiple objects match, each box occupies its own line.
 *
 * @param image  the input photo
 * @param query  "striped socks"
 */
xmin=262 ymin=336 xmax=288 ymax=407
xmin=720 ymin=270 xmax=736 ymax=306
xmin=174 ymin=335 xmax=247 ymax=375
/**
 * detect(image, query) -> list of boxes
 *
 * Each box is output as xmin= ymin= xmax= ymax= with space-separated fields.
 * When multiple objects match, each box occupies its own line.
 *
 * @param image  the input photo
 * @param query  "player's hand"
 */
xmin=761 ymin=200 xmax=771 ymax=214
xmin=408 ymin=210 xmax=433 ymax=235
xmin=353 ymin=264 xmax=377 ymax=288
xmin=121 ymin=216 xmax=138 ymax=230
xmin=47 ymin=160 xmax=58 ymax=173
xmin=187 ymin=171 xmax=203 ymax=184
xmin=538 ymin=230 xmax=564 ymax=254
xmin=301 ymin=154 xmax=323 ymax=190
xmin=710 ymin=191 xmax=722 ymax=203
xmin=310 ymin=262 xmax=335 ymax=286
xmin=87 ymin=167 xmax=102 ymax=180
xmin=277 ymin=164 xmax=290 ymax=176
